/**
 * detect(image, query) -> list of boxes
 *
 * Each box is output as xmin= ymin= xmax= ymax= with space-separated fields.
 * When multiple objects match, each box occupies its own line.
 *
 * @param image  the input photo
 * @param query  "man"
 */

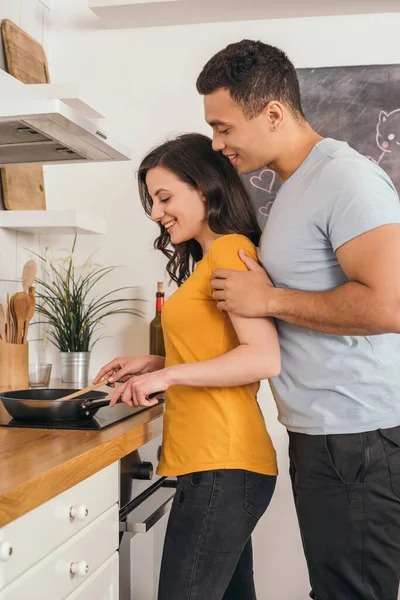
xmin=197 ymin=39 xmax=400 ymax=600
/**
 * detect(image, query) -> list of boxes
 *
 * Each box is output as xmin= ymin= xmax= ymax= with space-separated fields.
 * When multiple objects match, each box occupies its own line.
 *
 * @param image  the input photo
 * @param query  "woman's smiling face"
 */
xmin=146 ymin=167 xmax=209 ymax=246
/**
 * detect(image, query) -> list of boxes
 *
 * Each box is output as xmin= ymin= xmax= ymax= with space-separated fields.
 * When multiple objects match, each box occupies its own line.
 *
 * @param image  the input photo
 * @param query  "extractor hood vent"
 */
xmin=0 ymin=98 xmax=131 ymax=165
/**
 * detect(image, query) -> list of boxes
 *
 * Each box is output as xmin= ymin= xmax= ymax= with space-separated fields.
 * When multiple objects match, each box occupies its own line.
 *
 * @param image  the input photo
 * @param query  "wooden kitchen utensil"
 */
xmin=0 ymin=19 xmax=49 ymax=212
xmin=28 ymin=286 xmax=36 ymax=320
xmin=22 ymin=260 xmax=37 ymax=293
xmin=6 ymin=292 xmax=12 ymax=344
xmin=10 ymin=292 xmax=31 ymax=344
xmin=57 ymin=379 xmax=109 ymax=402
xmin=0 ymin=338 xmax=28 ymax=391
xmin=55 ymin=380 xmax=163 ymax=403
xmin=22 ymin=286 xmax=36 ymax=344
xmin=0 ymin=305 xmax=6 ymax=341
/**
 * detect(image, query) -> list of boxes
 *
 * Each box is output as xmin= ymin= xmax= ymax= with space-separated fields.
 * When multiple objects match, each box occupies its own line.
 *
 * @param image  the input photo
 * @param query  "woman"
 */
xmin=94 ymin=133 xmax=280 ymax=600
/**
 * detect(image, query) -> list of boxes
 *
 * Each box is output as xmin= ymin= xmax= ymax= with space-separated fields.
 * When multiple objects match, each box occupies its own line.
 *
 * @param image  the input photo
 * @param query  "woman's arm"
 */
xmin=93 ymin=354 xmax=165 ymax=385
xmin=109 ymin=314 xmax=280 ymax=407
xmin=167 ymin=312 xmax=280 ymax=387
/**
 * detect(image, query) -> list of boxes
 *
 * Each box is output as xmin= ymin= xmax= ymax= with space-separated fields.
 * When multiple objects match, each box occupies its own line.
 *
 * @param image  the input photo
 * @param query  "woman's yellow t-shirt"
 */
xmin=157 ymin=234 xmax=277 ymax=477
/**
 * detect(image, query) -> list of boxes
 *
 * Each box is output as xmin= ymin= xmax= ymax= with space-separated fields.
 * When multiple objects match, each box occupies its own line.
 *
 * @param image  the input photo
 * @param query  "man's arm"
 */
xmin=211 ymin=224 xmax=400 ymax=335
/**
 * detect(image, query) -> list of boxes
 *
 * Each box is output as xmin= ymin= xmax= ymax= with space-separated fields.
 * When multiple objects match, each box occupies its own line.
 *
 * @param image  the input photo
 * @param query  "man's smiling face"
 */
xmin=204 ymin=88 xmax=277 ymax=174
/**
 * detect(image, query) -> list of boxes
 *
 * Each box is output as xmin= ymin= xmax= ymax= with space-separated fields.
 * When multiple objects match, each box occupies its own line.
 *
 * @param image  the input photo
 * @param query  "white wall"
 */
xmin=47 ymin=3 xmax=400 ymax=598
xmin=0 ymin=0 xmax=52 ymax=363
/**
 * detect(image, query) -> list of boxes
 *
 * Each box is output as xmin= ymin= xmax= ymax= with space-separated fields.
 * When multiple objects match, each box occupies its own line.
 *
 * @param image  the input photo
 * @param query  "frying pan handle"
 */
xmin=148 ymin=391 xmax=164 ymax=400
xmin=81 ymin=391 xmax=164 ymax=416
xmin=80 ymin=398 xmax=113 ymax=415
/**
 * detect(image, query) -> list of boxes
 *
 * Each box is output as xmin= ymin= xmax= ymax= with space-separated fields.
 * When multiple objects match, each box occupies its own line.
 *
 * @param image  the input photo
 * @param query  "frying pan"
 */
xmin=0 ymin=388 xmax=163 ymax=422
xmin=0 ymin=389 xmax=112 ymax=421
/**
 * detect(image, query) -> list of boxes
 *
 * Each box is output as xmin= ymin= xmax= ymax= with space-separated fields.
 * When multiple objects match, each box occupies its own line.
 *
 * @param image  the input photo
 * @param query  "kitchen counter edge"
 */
xmin=0 ymin=404 xmax=164 ymax=528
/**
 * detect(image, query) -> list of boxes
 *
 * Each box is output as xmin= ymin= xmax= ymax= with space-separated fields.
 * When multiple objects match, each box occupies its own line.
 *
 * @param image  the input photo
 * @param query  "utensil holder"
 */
xmin=0 ymin=339 xmax=29 ymax=391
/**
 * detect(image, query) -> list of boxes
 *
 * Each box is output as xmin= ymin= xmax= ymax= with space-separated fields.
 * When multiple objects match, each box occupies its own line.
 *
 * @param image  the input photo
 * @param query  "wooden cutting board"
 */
xmin=0 ymin=19 xmax=50 ymax=211
xmin=1 ymin=166 xmax=46 ymax=210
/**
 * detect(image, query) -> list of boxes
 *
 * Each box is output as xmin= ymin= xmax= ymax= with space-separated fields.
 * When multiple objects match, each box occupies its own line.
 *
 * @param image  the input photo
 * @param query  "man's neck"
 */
xmin=269 ymin=123 xmax=324 ymax=184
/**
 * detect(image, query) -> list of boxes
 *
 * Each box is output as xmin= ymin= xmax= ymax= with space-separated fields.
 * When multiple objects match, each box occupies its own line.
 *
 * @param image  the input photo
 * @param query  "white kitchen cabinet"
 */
xmin=0 ymin=463 xmax=119 ymax=599
xmin=66 ymin=552 xmax=119 ymax=600
xmin=0 ymin=462 xmax=118 ymax=590
xmin=1 ymin=505 xmax=118 ymax=599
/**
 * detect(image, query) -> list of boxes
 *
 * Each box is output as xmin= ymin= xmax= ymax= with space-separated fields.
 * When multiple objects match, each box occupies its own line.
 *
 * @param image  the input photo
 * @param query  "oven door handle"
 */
xmin=119 ymin=484 xmax=176 ymax=534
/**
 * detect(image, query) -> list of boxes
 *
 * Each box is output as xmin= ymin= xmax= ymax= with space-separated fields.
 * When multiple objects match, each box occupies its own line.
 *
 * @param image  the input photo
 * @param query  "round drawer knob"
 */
xmin=0 ymin=541 xmax=12 ymax=562
xmin=69 ymin=505 xmax=89 ymax=521
xmin=131 ymin=461 xmax=154 ymax=480
xmin=70 ymin=560 xmax=89 ymax=577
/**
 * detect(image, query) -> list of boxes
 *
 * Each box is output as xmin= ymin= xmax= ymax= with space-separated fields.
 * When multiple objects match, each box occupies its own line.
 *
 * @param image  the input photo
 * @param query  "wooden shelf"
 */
xmin=0 ymin=210 xmax=106 ymax=235
xmin=88 ymin=0 xmax=400 ymax=28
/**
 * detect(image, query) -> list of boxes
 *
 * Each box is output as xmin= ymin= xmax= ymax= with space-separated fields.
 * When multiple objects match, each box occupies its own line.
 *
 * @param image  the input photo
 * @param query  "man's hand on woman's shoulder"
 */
xmin=211 ymin=249 xmax=276 ymax=317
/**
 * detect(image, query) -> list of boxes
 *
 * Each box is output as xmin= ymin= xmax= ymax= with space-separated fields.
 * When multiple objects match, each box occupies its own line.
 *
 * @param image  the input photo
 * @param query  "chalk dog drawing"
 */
xmin=250 ymin=168 xmax=277 ymax=218
xmin=367 ymin=108 xmax=400 ymax=165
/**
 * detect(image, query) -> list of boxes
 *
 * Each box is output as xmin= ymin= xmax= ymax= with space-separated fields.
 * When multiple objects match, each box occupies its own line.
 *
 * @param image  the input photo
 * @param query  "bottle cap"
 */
xmin=157 ymin=282 xmax=164 ymax=294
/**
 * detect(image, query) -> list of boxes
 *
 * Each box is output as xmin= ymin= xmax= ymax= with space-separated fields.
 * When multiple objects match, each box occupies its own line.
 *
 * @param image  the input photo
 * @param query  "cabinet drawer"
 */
xmin=0 ymin=463 xmax=118 ymax=590
xmin=65 ymin=552 xmax=119 ymax=600
xmin=1 ymin=503 xmax=119 ymax=600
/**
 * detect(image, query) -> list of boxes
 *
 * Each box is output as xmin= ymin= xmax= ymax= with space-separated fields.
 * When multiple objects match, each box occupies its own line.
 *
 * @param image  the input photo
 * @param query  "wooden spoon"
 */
xmin=22 ymin=286 xmax=36 ymax=344
xmin=57 ymin=379 xmax=109 ymax=402
xmin=22 ymin=260 xmax=37 ymax=293
xmin=6 ymin=292 xmax=11 ymax=343
xmin=10 ymin=292 xmax=31 ymax=344
xmin=0 ymin=304 xmax=5 ymax=341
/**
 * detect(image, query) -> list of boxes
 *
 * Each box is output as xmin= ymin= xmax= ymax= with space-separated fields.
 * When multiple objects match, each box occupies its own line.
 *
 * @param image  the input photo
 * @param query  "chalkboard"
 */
xmin=242 ymin=63 xmax=400 ymax=227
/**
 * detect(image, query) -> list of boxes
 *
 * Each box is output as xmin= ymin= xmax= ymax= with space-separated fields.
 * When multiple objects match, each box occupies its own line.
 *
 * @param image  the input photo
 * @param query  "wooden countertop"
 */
xmin=0 ymin=401 xmax=164 ymax=528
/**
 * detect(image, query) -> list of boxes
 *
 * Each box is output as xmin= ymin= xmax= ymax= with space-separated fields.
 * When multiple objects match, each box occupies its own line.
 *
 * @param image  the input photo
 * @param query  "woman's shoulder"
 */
xmin=209 ymin=234 xmax=257 ymax=255
xmin=207 ymin=234 xmax=258 ymax=271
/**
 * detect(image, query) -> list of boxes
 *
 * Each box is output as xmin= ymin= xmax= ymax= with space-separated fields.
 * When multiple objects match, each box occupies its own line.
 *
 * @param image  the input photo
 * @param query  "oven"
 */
xmin=119 ymin=434 xmax=176 ymax=599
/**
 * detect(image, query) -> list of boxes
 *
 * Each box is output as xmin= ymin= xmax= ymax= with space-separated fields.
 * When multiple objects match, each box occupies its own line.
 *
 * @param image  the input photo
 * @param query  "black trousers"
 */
xmin=157 ymin=469 xmax=276 ymax=600
xmin=289 ymin=426 xmax=400 ymax=600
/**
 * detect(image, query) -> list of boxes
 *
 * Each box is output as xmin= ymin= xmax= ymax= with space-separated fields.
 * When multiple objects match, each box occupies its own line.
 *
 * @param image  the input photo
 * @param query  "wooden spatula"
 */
xmin=10 ymin=292 xmax=31 ymax=344
xmin=22 ymin=286 xmax=36 ymax=344
xmin=57 ymin=379 xmax=109 ymax=402
xmin=22 ymin=260 xmax=37 ymax=293
xmin=58 ymin=380 xmax=163 ymax=402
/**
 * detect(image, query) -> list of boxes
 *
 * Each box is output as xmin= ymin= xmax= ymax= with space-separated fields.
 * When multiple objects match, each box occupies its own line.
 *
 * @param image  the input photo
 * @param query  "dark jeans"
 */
xmin=289 ymin=426 xmax=400 ymax=600
xmin=158 ymin=469 xmax=276 ymax=600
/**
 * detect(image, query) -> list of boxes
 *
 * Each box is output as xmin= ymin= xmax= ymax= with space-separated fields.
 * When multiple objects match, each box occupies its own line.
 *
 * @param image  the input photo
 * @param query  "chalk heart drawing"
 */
xmin=250 ymin=168 xmax=276 ymax=193
xmin=249 ymin=168 xmax=277 ymax=218
xmin=259 ymin=201 xmax=274 ymax=217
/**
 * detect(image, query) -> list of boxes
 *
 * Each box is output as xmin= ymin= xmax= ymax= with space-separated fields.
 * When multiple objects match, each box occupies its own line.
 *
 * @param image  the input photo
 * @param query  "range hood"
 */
xmin=0 ymin=97 xmax=131 ymax=166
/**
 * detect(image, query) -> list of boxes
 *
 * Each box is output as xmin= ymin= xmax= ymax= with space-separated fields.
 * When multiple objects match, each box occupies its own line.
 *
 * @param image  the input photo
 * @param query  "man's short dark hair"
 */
xmin=196 ymin=39 xmax=305 ymax=120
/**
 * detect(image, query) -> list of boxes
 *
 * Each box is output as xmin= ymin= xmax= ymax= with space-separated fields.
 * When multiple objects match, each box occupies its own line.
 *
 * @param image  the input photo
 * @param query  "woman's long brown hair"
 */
xmin=138 ymin=133 xmax=261 ymax=286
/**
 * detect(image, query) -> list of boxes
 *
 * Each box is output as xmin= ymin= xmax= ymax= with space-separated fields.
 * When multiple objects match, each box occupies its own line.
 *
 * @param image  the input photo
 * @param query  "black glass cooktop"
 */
xmin=0 ymin=402 xmax=151 ymax=430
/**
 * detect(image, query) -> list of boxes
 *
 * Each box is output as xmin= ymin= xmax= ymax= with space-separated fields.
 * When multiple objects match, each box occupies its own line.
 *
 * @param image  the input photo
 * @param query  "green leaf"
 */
xmin=29 ymin=237 xmax=145 ymax=352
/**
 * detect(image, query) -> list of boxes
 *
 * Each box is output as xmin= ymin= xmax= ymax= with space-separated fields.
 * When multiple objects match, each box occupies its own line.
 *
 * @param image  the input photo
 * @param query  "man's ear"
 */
xmin=263 ymin=100 xmax=284 ymax=131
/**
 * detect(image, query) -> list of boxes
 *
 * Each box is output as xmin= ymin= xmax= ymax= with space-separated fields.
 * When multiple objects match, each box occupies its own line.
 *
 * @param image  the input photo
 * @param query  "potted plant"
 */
xmin=32 ymin=237 xmax=144 ymax=384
